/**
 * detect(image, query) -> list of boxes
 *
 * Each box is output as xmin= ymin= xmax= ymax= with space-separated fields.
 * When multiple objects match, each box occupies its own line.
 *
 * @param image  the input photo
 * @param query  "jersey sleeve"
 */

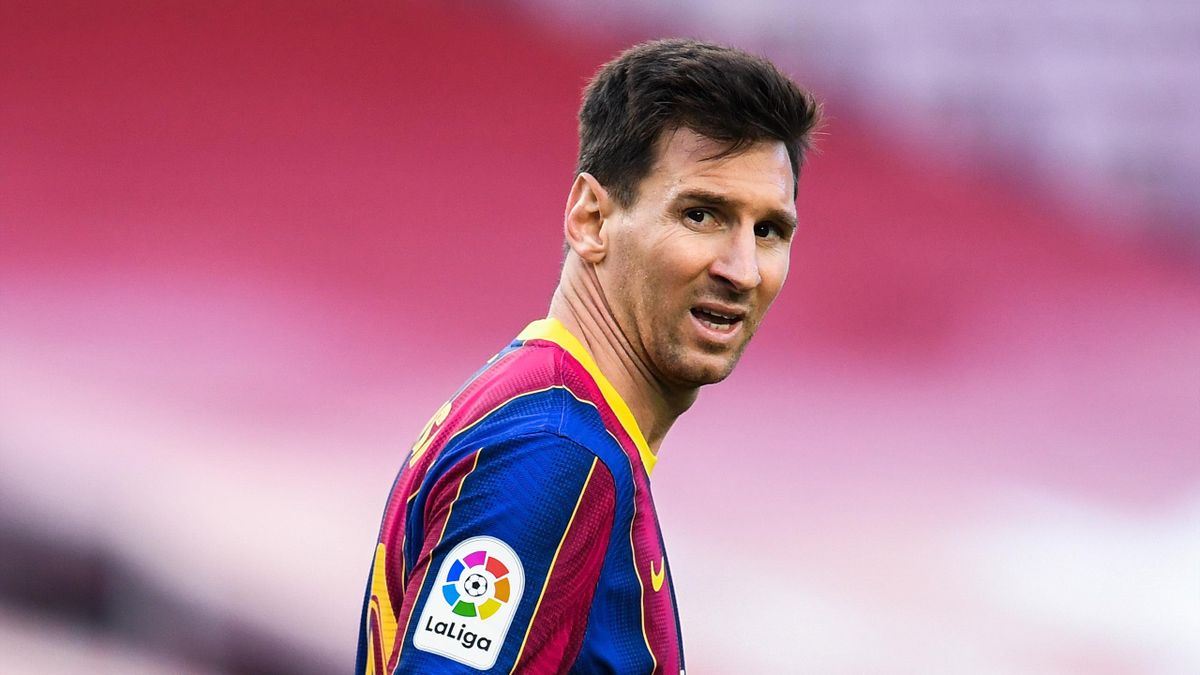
xmin=392 ymin=431 xmax=616 ymax=673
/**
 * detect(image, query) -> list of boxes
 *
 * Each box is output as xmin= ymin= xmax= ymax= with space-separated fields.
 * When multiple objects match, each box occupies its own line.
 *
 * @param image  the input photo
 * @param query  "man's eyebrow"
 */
xmin=672 ymin=188 xmax=798 ymax=233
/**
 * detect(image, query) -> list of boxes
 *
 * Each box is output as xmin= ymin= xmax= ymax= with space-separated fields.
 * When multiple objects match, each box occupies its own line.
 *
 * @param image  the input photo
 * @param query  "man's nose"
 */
xmin=709 ymin=226 xmax=762 ymax=292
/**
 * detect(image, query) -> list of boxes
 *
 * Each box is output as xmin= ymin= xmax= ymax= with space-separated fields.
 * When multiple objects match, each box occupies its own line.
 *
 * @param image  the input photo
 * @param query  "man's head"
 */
xmin=576 ymin=39 xmax=820 ymax=209
xmin=563 ymin=39 xmax=820 ymax=391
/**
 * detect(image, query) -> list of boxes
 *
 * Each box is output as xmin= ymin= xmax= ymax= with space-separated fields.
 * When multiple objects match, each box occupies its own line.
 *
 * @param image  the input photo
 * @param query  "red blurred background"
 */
xmin=2 ymin=1 xmax=1197 ymax=673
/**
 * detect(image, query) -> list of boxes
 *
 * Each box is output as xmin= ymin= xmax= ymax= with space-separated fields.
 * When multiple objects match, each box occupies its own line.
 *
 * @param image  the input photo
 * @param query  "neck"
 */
xmin=547 ymin=258 xmax=698 ymax=454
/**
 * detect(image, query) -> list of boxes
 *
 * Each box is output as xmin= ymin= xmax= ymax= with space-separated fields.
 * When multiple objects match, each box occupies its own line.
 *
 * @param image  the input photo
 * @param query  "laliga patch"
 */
xmin=413 ymin=536 xmax=525 ymax=669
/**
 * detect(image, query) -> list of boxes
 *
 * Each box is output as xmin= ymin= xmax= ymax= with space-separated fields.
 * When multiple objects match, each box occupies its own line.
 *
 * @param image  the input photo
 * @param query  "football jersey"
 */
xmin=356 ymin=318 xmax=685 ymax=674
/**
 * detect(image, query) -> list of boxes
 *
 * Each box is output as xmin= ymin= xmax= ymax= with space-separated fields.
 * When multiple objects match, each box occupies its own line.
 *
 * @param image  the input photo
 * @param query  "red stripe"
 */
xmin=368 ymin=602 xmax=386 ymax=675
xmin=514 ymin=460 xmax=617 ymax=670
xmin=535 ymin=340 xmax=682 ymax=672
xmin=525 ymin=339 xmax=650 ymax=477
xmin=391 ymin=448 xmax=481 ymax=665
xmin=376 ymin=345 xmax=553 ymax=616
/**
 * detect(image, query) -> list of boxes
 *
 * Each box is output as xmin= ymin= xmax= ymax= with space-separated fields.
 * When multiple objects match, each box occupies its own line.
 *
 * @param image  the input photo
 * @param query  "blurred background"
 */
xmin=2 ymin=1 xmax=1197 ymax=672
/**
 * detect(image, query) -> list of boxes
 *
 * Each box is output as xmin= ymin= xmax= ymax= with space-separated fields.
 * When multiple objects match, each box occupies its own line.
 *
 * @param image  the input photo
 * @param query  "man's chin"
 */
xmin=669 ymin=355 xmax=739 ymax=388
xmin=655 ymin=338 xmax=747 ymax=389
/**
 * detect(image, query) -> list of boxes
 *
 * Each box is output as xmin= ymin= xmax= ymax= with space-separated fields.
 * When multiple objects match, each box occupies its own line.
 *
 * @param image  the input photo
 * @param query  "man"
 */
xmin=357 ymin=39 xmax=819 ymax=673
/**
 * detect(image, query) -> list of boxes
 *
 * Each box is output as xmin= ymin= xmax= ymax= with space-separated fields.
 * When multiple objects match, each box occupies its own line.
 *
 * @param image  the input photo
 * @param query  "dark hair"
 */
xmin=577 ymin=38 xmax=821 ymax=207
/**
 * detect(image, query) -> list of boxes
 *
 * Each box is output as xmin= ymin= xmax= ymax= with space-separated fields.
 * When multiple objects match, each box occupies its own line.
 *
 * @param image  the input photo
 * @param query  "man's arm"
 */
xmin=392 ymin=431 xmax=616 ymax=673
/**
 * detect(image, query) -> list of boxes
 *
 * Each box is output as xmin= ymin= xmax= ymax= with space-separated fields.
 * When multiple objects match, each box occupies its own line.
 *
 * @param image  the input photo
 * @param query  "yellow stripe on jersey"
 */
xmin=392 ymin=448 xmax=482 ymax=666
xmin=517 ymin=318 xmax=657 ymax=477
xmin=630 ymin=475 xmax=656 ymax=671
xmin=509 ymin=456 xmax=600 ymax=673
xmin=516 ymin=321 xmax=660 ymax=666
xmin=365 ymin=543 xmax=398 ymax=674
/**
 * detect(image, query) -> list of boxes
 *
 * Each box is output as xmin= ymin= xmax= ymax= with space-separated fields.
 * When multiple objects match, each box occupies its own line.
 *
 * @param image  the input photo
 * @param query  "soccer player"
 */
xmin=356 ymin=39 xmax=820 ymax=673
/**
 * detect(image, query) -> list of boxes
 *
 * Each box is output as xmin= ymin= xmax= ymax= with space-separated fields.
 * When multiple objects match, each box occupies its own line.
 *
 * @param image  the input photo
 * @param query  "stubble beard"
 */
xmin=655 ymin=316 xmax=755 ymax=389
xmin=609 ymin=268 xmax=757 ymax=390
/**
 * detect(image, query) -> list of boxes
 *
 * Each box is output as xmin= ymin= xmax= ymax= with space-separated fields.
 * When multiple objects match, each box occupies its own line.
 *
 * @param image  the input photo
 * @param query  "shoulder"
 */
xmin=420 ymin=430 xmax=617 ymax=532
xmin=454 ymin=429 xmax=614 ymax=493
xmin=424 ymin=340 xmax=632 ymax=497
xmin=438 ymin=342 xmax=618 ymax=461
xmin=420 ymin=430 xmax=619 ymax=567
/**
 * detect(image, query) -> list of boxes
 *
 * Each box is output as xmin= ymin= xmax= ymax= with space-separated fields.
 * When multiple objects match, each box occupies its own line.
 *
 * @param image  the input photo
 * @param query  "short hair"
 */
xmin=577 ymin=38 xmax=821 ymax=208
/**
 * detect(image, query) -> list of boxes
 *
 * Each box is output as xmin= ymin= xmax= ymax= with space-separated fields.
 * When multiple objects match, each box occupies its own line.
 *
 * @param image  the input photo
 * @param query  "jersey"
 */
xmin=356 ymin=318 xmax=685 ymax=674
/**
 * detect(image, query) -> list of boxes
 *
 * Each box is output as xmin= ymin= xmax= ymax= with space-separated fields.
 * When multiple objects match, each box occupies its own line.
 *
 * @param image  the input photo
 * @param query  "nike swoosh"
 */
xmin=650 ymin=557 xmax=666 ymax=592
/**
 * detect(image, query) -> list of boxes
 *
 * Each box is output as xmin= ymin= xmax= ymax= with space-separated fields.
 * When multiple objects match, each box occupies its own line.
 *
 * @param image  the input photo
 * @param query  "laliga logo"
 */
xmin=442 ymin=548 xmax=514 ymax=620
xmin=425 ymin=548 xmax=514 ymax=650
xmin=414 ymin=536 xmax=525 ymax=668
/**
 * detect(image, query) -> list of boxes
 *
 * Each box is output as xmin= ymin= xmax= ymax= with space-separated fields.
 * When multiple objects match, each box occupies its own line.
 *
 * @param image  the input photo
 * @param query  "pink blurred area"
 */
xmin=2 ymin=1 xmax=1197 ymax=673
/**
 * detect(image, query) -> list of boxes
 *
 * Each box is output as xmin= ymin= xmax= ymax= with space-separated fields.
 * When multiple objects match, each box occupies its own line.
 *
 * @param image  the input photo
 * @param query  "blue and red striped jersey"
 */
xmin=356 ymin=318 xmax=685 ymax=673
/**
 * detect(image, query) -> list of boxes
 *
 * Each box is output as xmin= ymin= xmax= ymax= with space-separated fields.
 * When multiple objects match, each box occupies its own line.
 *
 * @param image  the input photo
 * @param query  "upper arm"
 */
xmin=393 ymin=432 xmax=616 ymax=673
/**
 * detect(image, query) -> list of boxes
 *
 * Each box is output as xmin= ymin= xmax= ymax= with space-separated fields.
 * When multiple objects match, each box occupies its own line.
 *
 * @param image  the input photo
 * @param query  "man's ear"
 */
xmin=563 ymin=173 xmax=612 ymax=264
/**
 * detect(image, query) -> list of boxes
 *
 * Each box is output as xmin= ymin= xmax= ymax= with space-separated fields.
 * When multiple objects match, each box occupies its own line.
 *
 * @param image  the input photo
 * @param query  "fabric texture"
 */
xmin=356 ymin=319 xmax=684 ymax=674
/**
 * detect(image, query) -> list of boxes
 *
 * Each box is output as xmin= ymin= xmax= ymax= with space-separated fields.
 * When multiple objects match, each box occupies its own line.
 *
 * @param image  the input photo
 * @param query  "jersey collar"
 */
xmin=517 ymin=318 xmax=657 ymax=477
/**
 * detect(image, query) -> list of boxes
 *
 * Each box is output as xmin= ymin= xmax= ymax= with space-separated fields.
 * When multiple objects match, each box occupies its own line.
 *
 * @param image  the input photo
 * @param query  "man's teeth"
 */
xmin=694 ymin=309 xmax=739 ymax=332
xmin=699 ymin=316 xmax=735 ymax=332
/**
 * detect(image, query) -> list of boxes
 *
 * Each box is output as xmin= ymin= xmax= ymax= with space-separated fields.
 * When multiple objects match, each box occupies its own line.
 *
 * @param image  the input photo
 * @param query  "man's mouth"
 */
xmin=690 ymin=306 xmax=745 ymax=334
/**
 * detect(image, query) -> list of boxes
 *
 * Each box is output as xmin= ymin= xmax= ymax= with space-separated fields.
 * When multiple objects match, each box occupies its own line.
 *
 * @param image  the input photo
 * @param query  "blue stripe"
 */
xmin=397 ymin=417 xmax=606 ymax=671
xmin=394 ymin=380 xmax=653 ymax=672
xmin=556 ymin=395 xmax=653 ymax=674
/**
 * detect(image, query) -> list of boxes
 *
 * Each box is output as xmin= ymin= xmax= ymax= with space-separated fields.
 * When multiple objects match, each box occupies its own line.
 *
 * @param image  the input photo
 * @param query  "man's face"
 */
xmin=599 ymin=128 xmax=797 ymax=389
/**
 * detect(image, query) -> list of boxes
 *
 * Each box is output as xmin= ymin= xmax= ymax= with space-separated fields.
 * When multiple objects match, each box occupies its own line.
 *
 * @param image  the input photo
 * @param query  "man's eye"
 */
xmin=753 ymin=222 xmax=777 ymax=238
xmin=684 ymin=209 xmax=713 ymax=224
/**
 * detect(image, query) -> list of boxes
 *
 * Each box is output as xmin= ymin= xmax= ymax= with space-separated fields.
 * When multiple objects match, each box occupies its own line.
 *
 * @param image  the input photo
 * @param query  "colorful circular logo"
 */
xmin=441 ymin=548 xmax=512 ymax=620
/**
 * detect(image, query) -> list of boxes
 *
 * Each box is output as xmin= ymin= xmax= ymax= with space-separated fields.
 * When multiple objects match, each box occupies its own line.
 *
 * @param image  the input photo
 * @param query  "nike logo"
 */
xmin=649 ymin=557 xmax=666 ymax=592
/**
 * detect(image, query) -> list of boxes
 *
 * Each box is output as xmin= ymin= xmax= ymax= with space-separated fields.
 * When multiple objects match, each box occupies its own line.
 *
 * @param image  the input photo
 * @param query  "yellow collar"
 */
xmin=517 ymin=318 xmax=657 ymax=477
